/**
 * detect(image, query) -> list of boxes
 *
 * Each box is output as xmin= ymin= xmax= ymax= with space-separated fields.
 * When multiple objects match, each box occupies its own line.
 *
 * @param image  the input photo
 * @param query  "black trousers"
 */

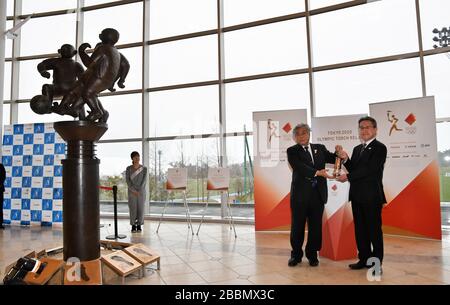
xmin=290 ymin=188 xmax=324 ymax=260
xmin=0 ymin=192 xmax=3 ymax=225
xmin=351 ymin=201 xmax=384 ymax=264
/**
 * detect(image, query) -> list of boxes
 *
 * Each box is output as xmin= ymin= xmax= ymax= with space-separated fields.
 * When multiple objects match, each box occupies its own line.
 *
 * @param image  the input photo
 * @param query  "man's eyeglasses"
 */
xmin=359 ymin=126 xmax=374 ymax=130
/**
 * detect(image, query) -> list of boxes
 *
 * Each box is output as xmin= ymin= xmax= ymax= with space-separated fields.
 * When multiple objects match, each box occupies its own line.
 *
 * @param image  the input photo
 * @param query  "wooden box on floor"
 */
xmin=3 ymin=251 xmax=36 ymax=277
xmin=23 ymin=257 xmax=64 ymax=285
xmin=101 ymin=250 xmax=142 ymax=284
xmin=123 ymin=243 xmax=161 ymax=276
xmin=100 ymin=240 xmax=133 ymax=250
xmin=63 ymin=259 xmax=102 ymax=285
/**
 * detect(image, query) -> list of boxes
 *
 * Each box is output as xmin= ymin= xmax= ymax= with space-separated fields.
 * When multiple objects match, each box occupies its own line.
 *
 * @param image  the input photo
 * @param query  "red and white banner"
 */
xmin=166 ymin=168 xmax=187 ymax=190
xmin=312 ymin=114 xmax=365 ymax=260
xmin=253 ymin=109 xmax=307 ymax=231
xmin=369 ymin=96 xmax=441 ymax=240
xmin=207 ymin=168 xmax=230 ymax=191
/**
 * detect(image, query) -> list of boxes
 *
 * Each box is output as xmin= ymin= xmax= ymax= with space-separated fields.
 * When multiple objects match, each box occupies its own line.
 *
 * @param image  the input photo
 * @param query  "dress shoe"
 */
xmin=137 ymin=225 xmax=142 ymax=232
xmin=308 ymin=259 xmax=319 ymax=267
xmin=349 ymin=261 xmax=368 ymax=270
xmin=131 ymin=225 xmax=137 ymax=233
xmin=288 ymin=257 xmax=301 ymax=267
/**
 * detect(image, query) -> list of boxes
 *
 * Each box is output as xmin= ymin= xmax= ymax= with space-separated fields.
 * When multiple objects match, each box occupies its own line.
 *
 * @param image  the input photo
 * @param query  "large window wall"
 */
xmin=2 ymin=0 xmax=450 ymax=224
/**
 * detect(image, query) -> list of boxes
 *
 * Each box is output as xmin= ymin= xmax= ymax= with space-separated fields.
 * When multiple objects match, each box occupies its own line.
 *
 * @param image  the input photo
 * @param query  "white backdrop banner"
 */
xmin=253 ymin=109 xmax=307 ymax=231
xmin=311 ymin=114 xmax=365 ymax=218
xmin=369 ymin=96 xmax=441 ymax=239
xmin=311 ymin=114 xmax=364 ymax=259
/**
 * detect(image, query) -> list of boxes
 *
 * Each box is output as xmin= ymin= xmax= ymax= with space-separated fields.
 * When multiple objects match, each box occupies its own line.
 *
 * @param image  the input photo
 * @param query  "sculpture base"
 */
xmin=54 ymin=120 xmax=108 ymax=262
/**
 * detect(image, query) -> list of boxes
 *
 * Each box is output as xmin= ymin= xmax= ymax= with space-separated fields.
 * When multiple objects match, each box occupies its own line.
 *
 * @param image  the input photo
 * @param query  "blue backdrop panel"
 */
xmin=2 ymin=123 xmax=65 ymax=226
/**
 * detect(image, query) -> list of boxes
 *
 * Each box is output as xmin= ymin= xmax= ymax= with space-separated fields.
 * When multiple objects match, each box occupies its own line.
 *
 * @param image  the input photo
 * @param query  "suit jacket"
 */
xmin=344 ymin=139 xmax=387 ymax=205
xmin=0 ymin=163 xmax=5 ymax=193
xmin=287 ymin=143 xmax=336 ymax=205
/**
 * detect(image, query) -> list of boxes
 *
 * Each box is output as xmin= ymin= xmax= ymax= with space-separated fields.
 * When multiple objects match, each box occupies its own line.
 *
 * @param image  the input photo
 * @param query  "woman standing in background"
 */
xmin=126 ymin=151 xmax=147 ymax=233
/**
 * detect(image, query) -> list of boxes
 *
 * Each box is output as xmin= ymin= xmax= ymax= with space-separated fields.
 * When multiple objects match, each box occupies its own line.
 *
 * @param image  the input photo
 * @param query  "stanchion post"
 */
xmin=113 ymin=185 xmax=118 ymax=237
xmin=106 ymin=185 xmax=126 ymax=240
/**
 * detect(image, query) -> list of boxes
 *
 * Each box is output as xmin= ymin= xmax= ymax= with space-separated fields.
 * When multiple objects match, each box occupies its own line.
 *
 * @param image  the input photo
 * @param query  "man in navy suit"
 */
xmin=287 ymin=123 xmax=336 ymax=267
xmin=337 ymin=116 xmax=387 ymax=273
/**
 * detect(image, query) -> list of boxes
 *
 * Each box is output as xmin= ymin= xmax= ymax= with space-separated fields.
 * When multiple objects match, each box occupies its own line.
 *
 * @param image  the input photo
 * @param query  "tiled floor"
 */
xmin=1 ymin=219 xmax=450 ymax=285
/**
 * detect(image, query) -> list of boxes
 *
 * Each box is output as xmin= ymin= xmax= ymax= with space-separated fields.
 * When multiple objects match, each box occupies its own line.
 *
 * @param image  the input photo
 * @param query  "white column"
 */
xmin=75 ymin=0 xmax=85 ymax=63
xmin=142 ymin=0 xmax=150 ymax=214
xmin=0 ymin=0 xmax=7 ymax=158
xmin=217 ymin=0 xmax=228 ymax=218
xmin=305 ymin=0 xmax=316 ymax=118
xmin=10 ymin=0 xmax=22 ymax=124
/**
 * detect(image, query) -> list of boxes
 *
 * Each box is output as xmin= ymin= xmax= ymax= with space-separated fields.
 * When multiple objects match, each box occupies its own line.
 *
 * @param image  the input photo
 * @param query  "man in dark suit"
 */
xmin=287 ymin=123 xmax=336 ymax=267
xmin=337 ymin=116 xmax=387 ymax=272
xmin=0 ymin=162 xmax=5 ymax=229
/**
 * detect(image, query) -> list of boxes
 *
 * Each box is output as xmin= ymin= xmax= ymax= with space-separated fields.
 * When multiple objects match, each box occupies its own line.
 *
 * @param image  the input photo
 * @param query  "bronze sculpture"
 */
xmin=30 ymin=28 xmax=130 ymax=123
xmin=28 ymin=28 xmax=130 ymax=264
xmin=30 ymin=44 xmax=84 ymax=115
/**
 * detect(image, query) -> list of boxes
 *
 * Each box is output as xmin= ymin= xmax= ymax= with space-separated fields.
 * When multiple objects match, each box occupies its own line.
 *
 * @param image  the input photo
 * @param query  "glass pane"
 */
xmin=6 ymin=21 xmax=13 ymax=58
xmin=309 ymin=0 xmax=350 ymax=10
xmin=149 ymin=35 xmax=218 ymax=87
xmin=20 ymin=14 xmax=77 ymax=56
xmin=7 ymin=0 xmax=14 ymax=16
xmin=83 ymin=2 xmax=143 ymax=46
xmin=420 ymin=0 xmax=450 ymax=51
xmin=99 ymin=94 xmax=142 ymax=140
xmin=437 ymin=122 xmax=450 ymax=203
xmin=22 ymin=0 xmax=76 ymax=14
xmin=225 ymin=74 xmax=310 ymax=133
xmin=225 ymin=19 xmax=308 ymax=78
xmin=19 ymin=59 xmax=45 ymax=100
xmin=311 ymin=0 xmax=418 ymax=66
xmin=314 ymin=58 xmax=423 ymax=117
xmin=17 ymin=102 xmax=66 ymax=124
xmin=97 ymin=141 xmax=142 ymax=212
xmin=226 ymin=135 xmax=254 ymax=218
xmin=149 ymin=85 xmax=219 ymax=137
xmin=84 ymin=0 xmax=123 ymax=6
xmin=116 ymin=47 xmax=142 ymax=91
xmin=3 ymin=104 xmax=11 ymax=126
xmin=148 ymin=137 xmax=223 ymax=219
xmin=424 ymin=54 xmax=450 ymax=118
xmin=224 ymin=0 xmax=304 ymax=26
xmin=4 ymin=62 xmax=11 ymax=101
xmin=150 ymin=0 xmax=216 ymax=39
xmin=98 ymin=141 xmax=142 ymax=177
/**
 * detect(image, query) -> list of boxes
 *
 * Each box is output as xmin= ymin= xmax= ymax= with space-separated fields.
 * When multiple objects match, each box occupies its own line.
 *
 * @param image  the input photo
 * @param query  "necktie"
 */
xmin=304 ymin=146 xmax=314 ymax=164
xmin=359 ymin=143 xmax=367 ymax=156
xmin=304 ymin=146 xmax=317 ymax=187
